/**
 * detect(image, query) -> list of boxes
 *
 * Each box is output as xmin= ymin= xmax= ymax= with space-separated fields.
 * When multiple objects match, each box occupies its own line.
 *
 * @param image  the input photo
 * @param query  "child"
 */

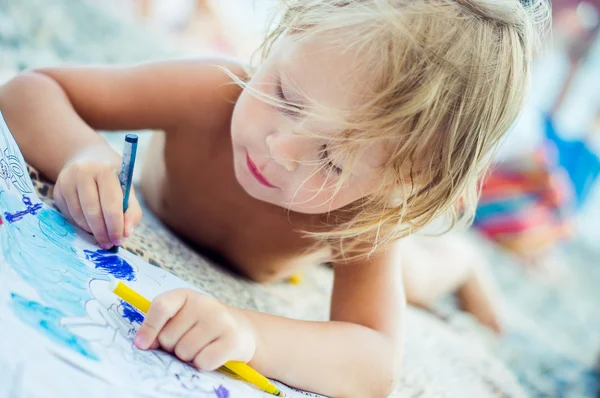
xmin=0 ymin=1 xmax=547 ymax=396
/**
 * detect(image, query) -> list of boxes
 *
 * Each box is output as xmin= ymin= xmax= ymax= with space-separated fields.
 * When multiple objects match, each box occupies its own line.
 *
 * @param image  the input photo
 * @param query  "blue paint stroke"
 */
xmin=120 ymin=300 xmax=144 ymax=324
xmin=0 ymin=197 xmax=106 ymax=317
xmin=84 ymin=249 xmax=136 ymax=281
xmin=0 ymin=118 xmax=110 ymax=359
xmin=4 ymin=194 xmax=42 ymax=223
xmin=9 ymin=293 xmax=99 ymax=360
xmin=0 ymin=189 xmax=110 ymax=360
xmin=213 ymin=385 xmax=229 ymax=398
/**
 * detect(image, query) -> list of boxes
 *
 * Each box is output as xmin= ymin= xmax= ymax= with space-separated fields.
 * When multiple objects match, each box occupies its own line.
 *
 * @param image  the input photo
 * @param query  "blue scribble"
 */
xmin=4 ymin=194 xmax=42 ymax=223
xmin=84 ymin=249 xmax=136 ymax=281
xmin=120 ymin=300 xmax=145 ymax=324
xmin=0 ymin=190 xmax=109 ymax=359
xmin=0 ymin=197 xmax=106 ymax=317
xmin=9 ymin=293 xmax=99 ymax=360
xmin=0 ymin=117 xmax=108 ymax=360
xmin=214 ymin=385 xmax=229 ymax=398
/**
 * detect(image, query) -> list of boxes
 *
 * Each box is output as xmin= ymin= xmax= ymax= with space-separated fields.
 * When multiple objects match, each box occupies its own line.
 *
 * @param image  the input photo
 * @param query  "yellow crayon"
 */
xmin=224 ymin=361 xmax=284 ymax=396
xmin=109 ymin=280 xmax=283 ymax=397
xmin=111 ymin=279 xmax=151 ymax=313
xmin=288 ymin=273 xmax=303 ymax=285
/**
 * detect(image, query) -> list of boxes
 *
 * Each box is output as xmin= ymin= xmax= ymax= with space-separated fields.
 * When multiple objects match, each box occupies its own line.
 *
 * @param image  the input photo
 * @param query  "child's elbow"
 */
xmin=0 ymin=70 xmax=58 ymax=116
xmin=1 ymin=70 xmax=51 ymax=97
xmin=372 ymin=363 xmax=401 ymax=398
xmin=347 ymin=368 xmax=399 ymax=398
xmin=347 ymin=349 xmax=402 ymax=398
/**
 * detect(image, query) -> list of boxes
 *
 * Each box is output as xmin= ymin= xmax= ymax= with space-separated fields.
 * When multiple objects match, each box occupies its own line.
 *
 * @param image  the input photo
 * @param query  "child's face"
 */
xmin=231 ymin=35 xmax=388 ymax=214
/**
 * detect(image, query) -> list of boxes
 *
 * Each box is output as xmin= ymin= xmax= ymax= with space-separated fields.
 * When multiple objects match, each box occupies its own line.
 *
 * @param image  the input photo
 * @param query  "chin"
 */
xmin=285 ymin=201 xmax=343 ymax=215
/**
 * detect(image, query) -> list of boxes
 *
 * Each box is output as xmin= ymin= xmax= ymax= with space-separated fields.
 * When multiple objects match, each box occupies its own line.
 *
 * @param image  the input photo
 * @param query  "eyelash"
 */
xmin=275 ymin=77 xmax=302 ymax=118
xmin=321 ymin=146 xmax=343 ymax=175
xmin=273 ymin=77 xmax=340 ymax=176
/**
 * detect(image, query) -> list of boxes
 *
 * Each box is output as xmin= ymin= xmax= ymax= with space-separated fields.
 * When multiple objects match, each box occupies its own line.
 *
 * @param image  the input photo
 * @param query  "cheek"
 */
xmin=232 ymin=91 xmax=274 ymax=140
xmin=231 ymin=93 xmax=251 ymax=135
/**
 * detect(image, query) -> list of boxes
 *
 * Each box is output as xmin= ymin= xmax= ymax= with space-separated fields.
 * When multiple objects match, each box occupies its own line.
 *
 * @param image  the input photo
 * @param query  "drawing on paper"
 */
xmin=0 ymin=112 xmax=324 ymax=398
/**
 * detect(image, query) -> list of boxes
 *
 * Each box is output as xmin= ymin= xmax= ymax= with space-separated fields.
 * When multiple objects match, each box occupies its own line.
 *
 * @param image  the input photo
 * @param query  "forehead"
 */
xmin=273 ymin=34 xmax=371 ymax=113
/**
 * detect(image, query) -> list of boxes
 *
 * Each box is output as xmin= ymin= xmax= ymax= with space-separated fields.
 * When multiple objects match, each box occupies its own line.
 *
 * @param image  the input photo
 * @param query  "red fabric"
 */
xmin=474 ymin=146 xmax=575 ymax=257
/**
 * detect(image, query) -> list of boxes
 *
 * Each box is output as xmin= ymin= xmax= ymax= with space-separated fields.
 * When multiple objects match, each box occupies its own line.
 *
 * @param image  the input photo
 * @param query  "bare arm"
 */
xmin=136 ymin=245 xmax=405 ymax=398
xmin=244 ymin=247 xmax=405 ymax=397
xmin=0 ymin=60 xmax=243 ymax=248
xmin=0 ymin=59 xmax=244 ymax=180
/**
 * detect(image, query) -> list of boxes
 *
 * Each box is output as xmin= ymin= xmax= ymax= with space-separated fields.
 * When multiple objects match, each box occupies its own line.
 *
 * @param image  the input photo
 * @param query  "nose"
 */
xmin=266 ymin=132 xmax=312 ymax=172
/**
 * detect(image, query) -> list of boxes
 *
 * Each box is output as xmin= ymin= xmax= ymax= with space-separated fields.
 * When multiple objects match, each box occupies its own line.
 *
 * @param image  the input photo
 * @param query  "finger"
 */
xmin=124 ymin=190 xmax=142 ymax=238
xmin=193 ymin=334 xmax=238 ymax=372
xmin=156 ymin=304 xmax=199 ymax=352
xmin=76 ymin=177 xmax=111 ymax=249
xmin=97 ymin=168 xmax=124 ymax=246
xmin=134 ymin=290 xmax=188 ymax=350
xmin=58 ymin=181 xmax=94 ymax=235
xmin=174 ymin=324 xmax=220 ymax=363
xmin=53 ymin=185 xmax=75 ymax=224
xmin=149 ymin=340 xmax=160 ymax=350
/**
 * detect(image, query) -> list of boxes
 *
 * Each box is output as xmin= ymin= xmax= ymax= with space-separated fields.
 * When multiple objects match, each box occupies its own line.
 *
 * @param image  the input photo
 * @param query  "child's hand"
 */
xmin=134 ymin=289 xmax=257 ymax=371
xmin=53 ymin=150 xmax=142 ymax=249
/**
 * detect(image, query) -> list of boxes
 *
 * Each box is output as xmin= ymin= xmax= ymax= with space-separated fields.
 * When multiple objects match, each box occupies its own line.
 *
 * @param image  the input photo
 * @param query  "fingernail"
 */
xmin=133 ymin=334 xmax=145 ymax=349
xmin=112 ymin=239 xmax=123 ymax=247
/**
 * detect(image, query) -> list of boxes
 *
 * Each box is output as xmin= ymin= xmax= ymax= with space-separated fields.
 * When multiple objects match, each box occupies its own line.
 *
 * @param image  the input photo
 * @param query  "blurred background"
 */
xmin=4 ymin=0 xmax=599 ymax=253
xmin=1 ymin=0 xmax=600 ymax=396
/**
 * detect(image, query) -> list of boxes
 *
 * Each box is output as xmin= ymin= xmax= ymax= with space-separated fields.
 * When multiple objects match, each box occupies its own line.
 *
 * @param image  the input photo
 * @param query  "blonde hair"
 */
xmin=231 ymin=0 xmax=550 ymax=261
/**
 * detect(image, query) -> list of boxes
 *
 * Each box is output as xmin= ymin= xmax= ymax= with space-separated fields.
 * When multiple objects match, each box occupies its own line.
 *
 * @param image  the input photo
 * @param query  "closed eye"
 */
xmin=275 ymin=75 xmax=302 ymax=118
xmin=321 ymin=145 xmax=343 ymax=175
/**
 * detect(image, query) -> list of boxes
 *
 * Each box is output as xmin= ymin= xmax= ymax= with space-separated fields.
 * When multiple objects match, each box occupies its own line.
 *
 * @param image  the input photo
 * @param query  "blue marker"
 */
xmin=108 ymin=134 xmax=138 ymax=253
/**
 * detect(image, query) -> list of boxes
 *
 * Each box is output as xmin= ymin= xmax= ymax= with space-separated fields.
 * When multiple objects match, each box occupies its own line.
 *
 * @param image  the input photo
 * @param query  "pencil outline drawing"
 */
xmin=0 ymin=111 xmax=323 ymax=397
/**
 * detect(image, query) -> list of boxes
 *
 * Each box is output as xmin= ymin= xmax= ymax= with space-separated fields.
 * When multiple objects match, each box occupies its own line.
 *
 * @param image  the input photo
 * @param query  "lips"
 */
xmin=246 ymin=154 xmax=278 ymax=188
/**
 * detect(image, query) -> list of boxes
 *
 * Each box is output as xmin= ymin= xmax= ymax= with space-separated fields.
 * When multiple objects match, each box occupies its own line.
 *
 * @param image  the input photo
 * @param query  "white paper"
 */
xmin=0 ymin=111 xmax=325 ymax=398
